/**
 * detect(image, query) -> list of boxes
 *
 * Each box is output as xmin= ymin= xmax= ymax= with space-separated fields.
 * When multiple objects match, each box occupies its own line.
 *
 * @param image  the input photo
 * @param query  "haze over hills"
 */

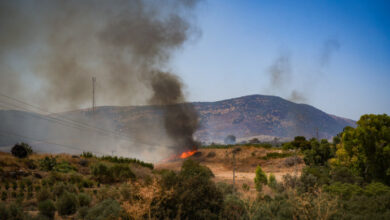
xmin=0 ymin=95 xmax=355 ymax=156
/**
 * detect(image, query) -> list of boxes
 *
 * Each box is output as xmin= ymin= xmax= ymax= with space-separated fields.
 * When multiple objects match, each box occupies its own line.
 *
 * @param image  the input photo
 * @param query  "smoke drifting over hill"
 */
xmin=267 ymin=38 xmax=340 ymax=103
xmin=0 ymin=0 xmax=201 ymax=158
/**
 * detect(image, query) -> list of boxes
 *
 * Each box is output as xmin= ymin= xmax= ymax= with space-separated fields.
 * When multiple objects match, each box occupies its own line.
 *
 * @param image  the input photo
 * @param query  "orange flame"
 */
xmin=179 ymin=150 xmax=197 ymax=159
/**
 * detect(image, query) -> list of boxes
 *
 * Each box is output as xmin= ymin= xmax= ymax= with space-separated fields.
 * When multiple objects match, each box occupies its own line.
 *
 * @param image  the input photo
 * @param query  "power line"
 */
xmin=0 ymin=130 xmax=104 ymax=156
xmin=0 ymin=93 xmax=158 ymax=147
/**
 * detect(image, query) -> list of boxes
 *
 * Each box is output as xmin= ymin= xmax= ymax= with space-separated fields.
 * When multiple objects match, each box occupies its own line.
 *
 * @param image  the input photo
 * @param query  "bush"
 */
xmin=38 ymin=200 xmax=56 ymax=219
xmin=221 ymin=195 xmax=249 ymax=220
xmin=37 ymin=188 xmax=53 ymax=202
xmin=151 ymin=159 xmax=223 ymax=219
xmin=159 ymin=170 xmax=178 ymax=189
xmin=79 ymin=159 xmax=89 ymax=167
xmin=260 ymin=152 xmax=292 ymax=160
xmin=268 ymin=173 xmax=277 ymax=190
xmin=111 ymin=164 xmax=135 ymax=181
xmin=120 ymin=185 xmax=132 ymax=200
xmin=283 ymin=156 xmax=303 ymax=167
xmin=216 ymin=182 xmax=234 ymax=197
xmin=92 ymin=163 xmax=135 ymax=183
xmin=254 ymin=166 xmax=267 ymax=192
xmin=56 ymin=192 xmax=78 ymax=216
xmin=81 ymin=152 xmax=94 ymax=158
xmin=78 ymin=193 xmax=91 ymax=207
xmin=8 ymin=203 xmax=25 ymax=220
xmin=54 ymin=161 xmax=76 ymax=173
xmin=78 ymin=206 xmax=89 ymax=219
xmin=92 ymin=163 xmax=112 ymax=183
xmin=39 ymin=157 xmax=57 ymax=171
xmin=24 ymin=159 xmax=37 ymax=169
xmin=85 ymin=199 xmax=121 ymax=220
xmin=180 ymin=159 xmax=214 ymax=179
xmin=53 ymin=182 xmax=76 ymax=198
xmin=324 ymin=182 xmax=363 ymax=200
xmin=11 ymin=142 xmax=33 ymax=158
xmin=242 ymin=183 xmax=250 ymax=192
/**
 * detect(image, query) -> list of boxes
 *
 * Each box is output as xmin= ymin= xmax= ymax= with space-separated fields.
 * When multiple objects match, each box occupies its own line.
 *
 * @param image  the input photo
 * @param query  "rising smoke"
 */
xmin=320 ymin=38 xmax=340 ymax=67
xmin=267 ymin=52 xmax=307 ymax=102
xmin=0 ymin=0 xmax=201 ymax=158
xmin=267 ymin=38 xmax=340 ymax=103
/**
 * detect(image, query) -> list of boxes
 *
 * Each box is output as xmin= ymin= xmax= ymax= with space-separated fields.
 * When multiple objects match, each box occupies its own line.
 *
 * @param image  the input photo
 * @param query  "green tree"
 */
xmin=254 ymin=166 xmax=267 ymax=191
xmin=330 ymin=114 xmax=390 ymax=184
xmin=11 ymin=142 xmax=32 ymax=158
xmin=304 ymin=139 xmax=333 ymax=166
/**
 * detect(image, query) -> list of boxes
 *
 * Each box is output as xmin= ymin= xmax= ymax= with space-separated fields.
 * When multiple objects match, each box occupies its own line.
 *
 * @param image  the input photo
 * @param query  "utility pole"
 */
xmin=232 ymin=147 xmax=241 ymax=194
xmin=316 ymin=127 xmax=319 ymax=140
xmin=92 ymin=77 xmax=96 ymax=113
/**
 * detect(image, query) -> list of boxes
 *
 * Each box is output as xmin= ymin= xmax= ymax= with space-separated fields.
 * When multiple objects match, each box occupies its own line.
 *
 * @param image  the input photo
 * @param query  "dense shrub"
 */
xmin=242 ymin=183 xmax=250 ymax=192
xmin=37 ymin=189 xmax=53 ymax=202
xmin=99 ymin=155 xmax=153 ymax=169
xmin=92 ymin=163 xmax=135 ymax=183
xmin=216 ymin=182 xmax=234 ymax=197
xmin=81 ymin=152 xmax=94 ymax=158
xmin=330 ymin=166 xmax=363 ymax=184
xmin=220 ymin=195 xmax=249 ymax=220
xmin=39 ymin=157 xmax=57 ymax=171
xmin=56 ymin=192 xmax=78 ymax=216
xmin=11 ymin=142 xmax=33 ymax=158
xmin=7 ymin=203 xmax=25 ymax=220
xmin=54 ymin=161 xmax=76 ymax=173
xmin=180 ymin=159 xmax=214 ymax=179
xmin=78 ymin=193 xmax=91 ymax=207
xmin=120 ymin=185 xmax=132 ymax=200
xmin=91 ymin=163 xmax=112 ymax=182
xmin=268 ymin=173 xmax=277 ymax=190
xmin=24 ymin=159 xmax=37 ymax=169
xmin=38 ymin=200 xmax=56 ymax=219
xmin=53 ymin=183 xmax=76 ymax=198
xmin=159 ymin=170 xmax=178 ymax=189
xmin=303 ymin=139 xmax=333 ymax=166
xmin=283 ymin=156 xmax=303 ymax=167
xmin=85 ymin=199 xmax=121 ymax=220
xmin=260 ymin=152 xmax=292 ymax=160
xmin=151 ymin=159 xmax=223 ymax=219
xmin=79 ymin=159 xmax=89 ymax=167
xmin=254 ymin=166 xmax=267 ymax=191
xmin=111 ymin=164 xmax=136 ymax=180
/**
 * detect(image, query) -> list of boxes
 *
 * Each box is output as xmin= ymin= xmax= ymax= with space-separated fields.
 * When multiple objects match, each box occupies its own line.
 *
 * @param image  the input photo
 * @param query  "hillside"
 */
xmin=0 ymin=95 xmax=355 ymax=154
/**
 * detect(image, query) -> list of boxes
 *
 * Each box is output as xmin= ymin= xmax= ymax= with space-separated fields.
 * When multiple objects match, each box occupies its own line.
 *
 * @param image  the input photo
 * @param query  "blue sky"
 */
xmin=172 ymin=0 xmax=390 ymax=120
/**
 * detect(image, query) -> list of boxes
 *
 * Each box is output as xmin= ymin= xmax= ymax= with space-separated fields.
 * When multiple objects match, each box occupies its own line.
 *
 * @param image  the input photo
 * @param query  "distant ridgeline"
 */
xmin=0 ymin=95 xmax=355 ymax=154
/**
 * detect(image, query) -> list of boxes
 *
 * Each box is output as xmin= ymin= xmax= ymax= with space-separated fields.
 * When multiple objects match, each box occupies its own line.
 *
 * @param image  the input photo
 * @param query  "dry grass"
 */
xmin=155 ymin=146 xmax=304 ymax=198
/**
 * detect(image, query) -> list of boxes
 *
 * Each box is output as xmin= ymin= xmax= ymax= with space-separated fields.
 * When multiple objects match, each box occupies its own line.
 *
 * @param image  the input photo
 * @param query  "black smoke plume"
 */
xmin=0 ymin=0 xmax=201 ymax=157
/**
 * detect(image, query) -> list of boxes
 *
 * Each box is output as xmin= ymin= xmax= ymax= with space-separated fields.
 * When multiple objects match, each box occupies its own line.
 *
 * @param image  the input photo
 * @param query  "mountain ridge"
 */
xmin=0 ymin=94 xmax=356 ymax=154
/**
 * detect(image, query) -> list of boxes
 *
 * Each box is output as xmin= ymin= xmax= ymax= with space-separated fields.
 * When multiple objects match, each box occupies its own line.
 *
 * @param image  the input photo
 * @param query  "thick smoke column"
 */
xmin=0 ymin=0 xmax=201 ymax=155
xmin=150 ymin=71 xmax=199 ymax=151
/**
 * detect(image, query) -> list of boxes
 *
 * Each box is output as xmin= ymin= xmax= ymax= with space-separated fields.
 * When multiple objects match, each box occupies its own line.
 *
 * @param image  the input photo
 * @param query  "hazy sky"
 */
xmin=172 ymin=0 xmax=390 ymax=120
xmin=1 ymin=0 xmax=389 ymax=121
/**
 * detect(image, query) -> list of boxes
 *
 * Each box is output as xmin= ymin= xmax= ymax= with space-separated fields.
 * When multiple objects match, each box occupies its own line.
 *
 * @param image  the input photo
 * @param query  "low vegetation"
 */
xmin=0 ymin=113 xmax=388 ymax=219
